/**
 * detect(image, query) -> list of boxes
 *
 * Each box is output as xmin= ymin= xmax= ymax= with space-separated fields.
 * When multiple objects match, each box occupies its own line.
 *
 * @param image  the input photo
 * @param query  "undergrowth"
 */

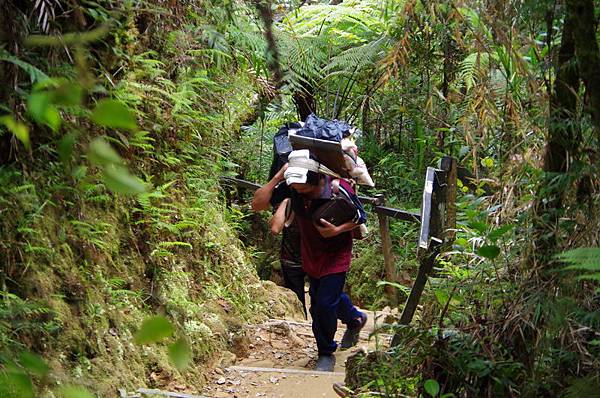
xmin=0 ymin=1 xmax=302 ymax=396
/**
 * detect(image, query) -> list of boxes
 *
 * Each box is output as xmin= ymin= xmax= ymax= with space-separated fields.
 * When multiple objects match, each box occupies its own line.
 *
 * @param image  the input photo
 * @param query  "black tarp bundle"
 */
xmin=269 ymin=122 xmax=302 ymax=180
xmin=295 ymin=114 xmax=352 ymax=142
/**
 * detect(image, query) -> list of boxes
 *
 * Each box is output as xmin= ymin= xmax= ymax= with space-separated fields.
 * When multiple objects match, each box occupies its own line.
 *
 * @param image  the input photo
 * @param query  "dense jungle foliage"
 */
xmin=0 ymin=0 xmax=599 ymax=397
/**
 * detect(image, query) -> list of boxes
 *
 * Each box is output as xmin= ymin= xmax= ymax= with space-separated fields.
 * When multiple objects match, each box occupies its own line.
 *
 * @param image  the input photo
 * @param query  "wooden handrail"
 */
xmin=220 ymin=176 xmax=421 ymax=224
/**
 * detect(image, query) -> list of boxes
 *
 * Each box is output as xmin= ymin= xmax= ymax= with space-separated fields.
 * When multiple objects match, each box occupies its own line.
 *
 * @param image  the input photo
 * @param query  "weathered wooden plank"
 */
xmin=399 ymin=250 xmax=438 ymax=326
xmin=441 ymin=156 xmax=457 ymax=242
xmin=429 ymin=168 xmax=447 ymax=244
xmin=372 ymin=206 xmax=421 ymax=223
xmin=376 ymin=194 xmax=398 ymax=305
xmin=391 ymin=248 xmax=439 ymax=347
xmin=220 ymin=176 xmax=261 ymax=191
xmin=228 ymin=365 xmax=345 ymax=377
xmin=394 ymin=165 xmax=449 ymax=341
xmin=357 ymin=195 xmax=382 ymax=206
xmin=288 ymin=134 xmax=351 ymax=178
xmin=136 ymin=388 xmax=208 ymax=398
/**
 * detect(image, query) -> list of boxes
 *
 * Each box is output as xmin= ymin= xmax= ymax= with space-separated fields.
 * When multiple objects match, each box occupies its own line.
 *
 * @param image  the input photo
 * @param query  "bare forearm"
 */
xmin=269 ymin=198 xmax=288 ymax=234
xmin=251 ymin=165 xmax=287 ymax=212
xmin=316 ymin=219 xmax=358 ymax=238
xmin=336 ymin=221 xmax=359 ymax=234
xmin=251 ymin=180 xmax=278 ymax=211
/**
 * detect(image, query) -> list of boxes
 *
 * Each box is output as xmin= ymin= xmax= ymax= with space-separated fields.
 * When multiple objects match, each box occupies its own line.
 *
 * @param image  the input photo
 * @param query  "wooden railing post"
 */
xmin=441 ymin=156 xmax=457 ymax=242
xmin=375 ymin=194 xmax=398 ymax=305
xmin=392 ymin=157 xmax=457 ymax=346
xmin=393 ymin=164 xmax=449 ymax=345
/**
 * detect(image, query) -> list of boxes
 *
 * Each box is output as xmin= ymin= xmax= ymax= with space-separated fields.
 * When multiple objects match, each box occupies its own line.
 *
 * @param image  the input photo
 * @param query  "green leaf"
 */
xmin=90 ymin=99 xmax=137 ymax=131
xmin=0 ymin=115 xmax=30 ymax=150
xmin=25 ymin=23 xmax=110 ymax=47
xmin=468 ymin=221 xmax=488 ymax=234
xmin=0 ymin=371 xmax=35 ymax=398
xmin=57 ymin=386 xmax=95 ymax=398
xmin=0 ymin=48 xmax=49 ymax=83
xmin=480 ymin=157 xmax=494 ymax=168
xmin=19 ymin=352 xmax=49 ymax=378
xmin=103 ymin=165 xmax=146 ymax=195
xmin=52 ymin=82 xmax=83 ymax=106
xmin=488 ymin=224 xmax=514 ymax=242
xmin=58 ymin=133 xmax=77 ymax=163
xmin=134 ymin=316 xmax=174 ymax=344
xmin=27 ymin=91 xmax=61 ymax=131
xmin=455 ymin=237 xmax=469 ymax=248
xmin=88 ymin=138 xmax=122 ymax=167
xmin=376 ymin=280 xmax=411 ymax=296
xmin=72 ymin=165 xmax=88 ymax=180
xmin=434 ymin=290 xmax=449 ymax=307
xmin=168 ymin=339 xmax=192 ymax=370
xmin=424 ymin=379 xmax=440 ymax=397
xmin=576 ymin=274 xmax=600 ymax=282
xmin=477 ymin=245 xmax=500 ymax=259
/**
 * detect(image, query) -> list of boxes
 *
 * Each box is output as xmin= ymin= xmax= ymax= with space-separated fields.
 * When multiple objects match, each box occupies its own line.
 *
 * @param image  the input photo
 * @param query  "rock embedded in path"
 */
xmin=218 ymin=351 xmax=237 ymax=367
xmin=216 ymin=377 xmax=226 ymax=385
xmin=231 ymin=330 xmax=252 ymax=358
xmin=289 ymin=331 xmax=305 ymax=347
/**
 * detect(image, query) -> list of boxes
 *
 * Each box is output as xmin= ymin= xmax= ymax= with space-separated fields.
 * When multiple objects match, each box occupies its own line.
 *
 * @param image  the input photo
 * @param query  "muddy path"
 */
xmin=201 ymin=309 xmax=394 ymax=398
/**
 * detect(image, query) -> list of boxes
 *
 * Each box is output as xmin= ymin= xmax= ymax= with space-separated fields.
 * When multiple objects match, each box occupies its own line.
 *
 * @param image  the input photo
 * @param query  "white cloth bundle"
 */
xmin=341 ymin=138 xmax=375 ymax=187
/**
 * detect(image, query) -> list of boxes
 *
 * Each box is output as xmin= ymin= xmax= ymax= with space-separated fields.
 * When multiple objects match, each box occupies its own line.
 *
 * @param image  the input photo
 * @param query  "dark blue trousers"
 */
xmin=308 ymin=272 xmax=362 ymax=355
xmin=281 ymin=262 xmax=307 ymax=318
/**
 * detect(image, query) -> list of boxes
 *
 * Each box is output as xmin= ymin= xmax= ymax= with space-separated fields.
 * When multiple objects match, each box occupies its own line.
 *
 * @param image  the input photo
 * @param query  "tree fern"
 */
xmin=324 ymin=35 xmax=389 ymax=77
xmin=273 ymin=0 xmax=386 ymax=94
xmin=282 ymin=2 xmax=383 ymax=43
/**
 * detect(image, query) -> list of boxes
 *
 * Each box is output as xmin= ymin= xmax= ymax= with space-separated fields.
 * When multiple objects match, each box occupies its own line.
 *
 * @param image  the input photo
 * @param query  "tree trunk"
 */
xmin=566 ymin=0 xmax=600 ymax=135
xmin=254 ymin=0 xmax=283 ymax=88
xmin=543 ymin=13 xmax=579 ymax=176
xmin=534 ymin=9 xmax=579 ymax=265
xmin=293 ymin=81 xmax=316 ymax=122
xmin=0 ymin=1 xmax=23 ymax=164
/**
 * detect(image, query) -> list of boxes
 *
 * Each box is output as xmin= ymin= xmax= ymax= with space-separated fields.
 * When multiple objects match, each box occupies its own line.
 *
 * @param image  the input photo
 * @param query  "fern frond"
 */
xmin=324 ymin=35 xmax=388 ymax=76
xmin=558 ymin=247 xmax=600 ymax=272
xmin=454 ymin=52 xmax=492 ymax=93
xmin=282 ymin=3 xmax=382 ymax=43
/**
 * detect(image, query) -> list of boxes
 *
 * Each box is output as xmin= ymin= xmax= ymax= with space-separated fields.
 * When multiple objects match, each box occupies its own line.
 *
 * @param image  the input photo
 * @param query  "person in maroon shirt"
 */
xmin=269 ymin=150 xmax=367 ymax=372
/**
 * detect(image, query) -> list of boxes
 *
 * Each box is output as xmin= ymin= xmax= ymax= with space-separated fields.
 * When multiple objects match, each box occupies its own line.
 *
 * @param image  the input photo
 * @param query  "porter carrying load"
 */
xmin=287 ymin=114 xmax=374 ymax=187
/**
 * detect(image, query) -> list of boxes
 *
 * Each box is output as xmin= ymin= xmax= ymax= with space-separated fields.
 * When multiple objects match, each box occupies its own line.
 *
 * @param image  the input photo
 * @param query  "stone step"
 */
xmin=228 ymin=365 xmax=345 ymax=377
xmin=119 ymin=388 xmax=208 ymax=398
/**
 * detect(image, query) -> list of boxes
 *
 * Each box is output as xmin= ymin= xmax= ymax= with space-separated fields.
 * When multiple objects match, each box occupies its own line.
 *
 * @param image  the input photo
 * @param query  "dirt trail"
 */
xmin=200 ymin=309 xmax=393 ymax=398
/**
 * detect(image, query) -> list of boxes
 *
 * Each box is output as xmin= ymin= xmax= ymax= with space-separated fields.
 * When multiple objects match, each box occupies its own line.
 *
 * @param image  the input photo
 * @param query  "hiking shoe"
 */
xmin=315 ymin=354 xmax=336 ymax=372
xmin=340 ymin=312 xmax=367 ymax=349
